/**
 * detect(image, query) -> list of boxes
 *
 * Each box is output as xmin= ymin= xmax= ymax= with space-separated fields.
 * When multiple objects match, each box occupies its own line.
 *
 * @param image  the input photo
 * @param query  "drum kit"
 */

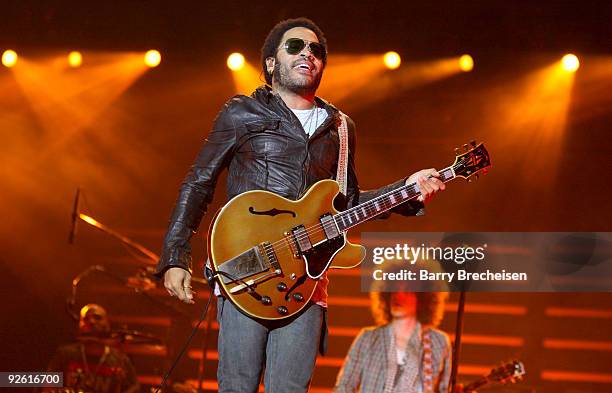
xmin=64 ymin=265 xmax=207 ymax=393
xmin=65 ymin=202 xmax=211 ymax=393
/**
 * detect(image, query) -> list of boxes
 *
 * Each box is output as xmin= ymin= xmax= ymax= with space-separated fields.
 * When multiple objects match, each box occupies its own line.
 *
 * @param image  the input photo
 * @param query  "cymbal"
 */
xmin=111 ymin=328 xmax=162 ymax=345
xmin=77 ymin=328 xmax=162 ymax=346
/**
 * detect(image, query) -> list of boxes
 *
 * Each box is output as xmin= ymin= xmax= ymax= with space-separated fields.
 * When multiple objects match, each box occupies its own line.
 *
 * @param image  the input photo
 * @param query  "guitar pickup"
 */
xmin=320 ymin=213 xmax=341 ymax=240
xmin=291 ymin=225 xmax=312 ymax=256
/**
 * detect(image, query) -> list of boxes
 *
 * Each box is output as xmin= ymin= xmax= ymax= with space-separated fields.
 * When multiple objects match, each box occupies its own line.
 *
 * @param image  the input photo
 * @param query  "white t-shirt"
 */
xmin=291 ymin=107 xmax=328 ymax=137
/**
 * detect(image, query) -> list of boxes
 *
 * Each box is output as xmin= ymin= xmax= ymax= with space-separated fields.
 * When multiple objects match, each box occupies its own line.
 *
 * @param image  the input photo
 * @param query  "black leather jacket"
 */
xmin=156 ymin=86 xmax=423 ymax=277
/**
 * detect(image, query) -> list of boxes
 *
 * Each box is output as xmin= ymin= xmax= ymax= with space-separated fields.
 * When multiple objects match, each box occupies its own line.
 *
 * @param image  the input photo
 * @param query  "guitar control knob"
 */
xmin=277 ymin=282 xmax=287 ymax=292
xmin=277 ymin=306 xmax=288 ymax=316
xmin=261 ymin=296 xmax=272 ymax=305
xmin=292 ymin=293 xmax=304 ymax=302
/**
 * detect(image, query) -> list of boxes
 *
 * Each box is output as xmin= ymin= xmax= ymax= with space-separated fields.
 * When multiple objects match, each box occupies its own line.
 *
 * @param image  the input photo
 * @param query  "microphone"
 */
xmin=68 ymin=188 xmax=81 ymax=244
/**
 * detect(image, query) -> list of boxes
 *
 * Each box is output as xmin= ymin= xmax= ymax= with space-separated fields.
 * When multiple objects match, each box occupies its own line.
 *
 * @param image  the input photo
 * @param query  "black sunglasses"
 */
xmin=282 ymin=38 xmax=325 ymax=60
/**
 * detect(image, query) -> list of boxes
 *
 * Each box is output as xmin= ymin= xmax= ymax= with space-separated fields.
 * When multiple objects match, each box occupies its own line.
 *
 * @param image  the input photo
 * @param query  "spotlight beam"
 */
xmin=10 ymin=52 xmax=151 ymax=166
xmin=229 ymin=59 xmax=261 ymax=95
xmin=322 ymin=55 xmax=469 ymax=112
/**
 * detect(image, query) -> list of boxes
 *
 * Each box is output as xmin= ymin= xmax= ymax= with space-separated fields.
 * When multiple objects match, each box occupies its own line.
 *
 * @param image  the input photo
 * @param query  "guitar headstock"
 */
xmin=452 ymin=141 xmax=491 ymax=181
xmin=487 ymin=360 xmax=526 ymax=384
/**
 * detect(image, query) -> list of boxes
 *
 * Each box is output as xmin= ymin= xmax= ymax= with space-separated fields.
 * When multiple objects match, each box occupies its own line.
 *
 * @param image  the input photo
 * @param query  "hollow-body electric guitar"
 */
xmin=208 ymin=142 xmax=491 ymax=320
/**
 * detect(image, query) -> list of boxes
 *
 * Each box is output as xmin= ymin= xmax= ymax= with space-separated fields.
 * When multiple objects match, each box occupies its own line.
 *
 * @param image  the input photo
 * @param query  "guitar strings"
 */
xmin=260 ymin=162 xmax=467 ymax=258
xmin=262 ymin=162 xmax=464 ymax=254
xmin=266 ymin=183 xmax=421 ymax=252
xmin=267 ymin=161 xmax=463 ymax=248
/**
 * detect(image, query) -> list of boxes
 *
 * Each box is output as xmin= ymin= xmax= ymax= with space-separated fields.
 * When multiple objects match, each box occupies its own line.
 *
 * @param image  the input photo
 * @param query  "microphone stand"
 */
xmin=76 ymin=212 xmax=209 ymax=288
xmin=77 ymin=212 xmax=159 ymax=263
xmin=196 ymin=293 xmax=216 ymax=393
xmin=66 ymin=265 xmax=107 ymax=321
xmin=449 ymin=290 xmax=466 ymax=393
xmin=72 ymin=207 xmax=214 ymax=390
xmin=67 ymin=264 xmax=192 ymax=321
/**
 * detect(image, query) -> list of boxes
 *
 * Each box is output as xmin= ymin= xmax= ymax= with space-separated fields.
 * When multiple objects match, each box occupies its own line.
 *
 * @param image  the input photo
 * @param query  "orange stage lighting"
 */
xmin=2 ymin=49 xmax=18 ymax=67
xmin=383 ymin=51 xmax=401 ymax=69
xmin=494 ymin=61 xmax=576 ymax=190
xmin=10 ymin=52 xmax=150 ymax=165
xmin=561 ymin=54 xmax=579 ymax=72
xmin=144 ymin=50 xmax=161 ymax=67
xmin=229 ymin=60 xmax=261 ymax=94
xmin=318 ymin=54 xmax=392 ymax=104
xmin=227 ymin=53 xmax=245 ymax=71
xmin=459 ymin=54 xmax=474 ymax=72
xmin=79 ymin=213 xmax=100 ymax=227
xmin=68 ymin=51 xmax=82 ymax=68
xmin=321 ymin=55 xmax=466 ymax=112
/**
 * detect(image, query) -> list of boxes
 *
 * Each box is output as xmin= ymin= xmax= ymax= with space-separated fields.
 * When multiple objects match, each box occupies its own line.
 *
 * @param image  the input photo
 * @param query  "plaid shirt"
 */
xmin=334 ymin=323 xmax=451 ymax=393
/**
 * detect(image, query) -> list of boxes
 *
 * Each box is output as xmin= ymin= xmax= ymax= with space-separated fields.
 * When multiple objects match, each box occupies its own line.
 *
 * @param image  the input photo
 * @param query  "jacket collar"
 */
xmin=253 ymin=85 xmax=341 ymax=125
xmin=383 ymin=320 xmax=423 ymax=352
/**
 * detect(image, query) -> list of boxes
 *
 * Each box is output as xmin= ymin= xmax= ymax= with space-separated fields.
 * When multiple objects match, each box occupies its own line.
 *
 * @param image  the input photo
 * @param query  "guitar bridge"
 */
xmin=258 ymin=241 xmax=280 ymax=271
xmin=218 ymin=243 xmax=276 ymax=284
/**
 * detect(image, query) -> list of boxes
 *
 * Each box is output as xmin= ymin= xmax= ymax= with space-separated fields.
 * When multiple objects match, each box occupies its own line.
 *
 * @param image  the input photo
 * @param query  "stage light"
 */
xmin=383 ymin=51 xmax=401 ymax=69
xmin=227 ymin=53 xmax=245 ymax=71
xmin=79 ymin=213 xmax=100 ymax=227
xmin=68 ymin=51 xmax=82 ymax=67
xmin=561 ymin=54 xmax=579 ymax=72
xmin=459 ymin=54 xmax=474 ymax=72
xmin=144 ymin=50 xmax=161 ymax=68
xmin=2 ymin=50 xmax=18 ymax=68
xmin=11 ymin=51 xmax=151 ymax=157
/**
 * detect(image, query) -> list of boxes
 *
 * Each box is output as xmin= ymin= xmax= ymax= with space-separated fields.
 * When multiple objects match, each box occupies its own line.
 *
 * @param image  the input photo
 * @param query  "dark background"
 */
xmin=1 ymin=1 xmax=611 ymax=392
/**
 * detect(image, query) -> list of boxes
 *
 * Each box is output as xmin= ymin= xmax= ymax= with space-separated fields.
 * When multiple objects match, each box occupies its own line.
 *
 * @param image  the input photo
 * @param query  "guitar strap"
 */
xmin=422 ymin=328 xmax=434 ymax=393
xmin=384 ymin=325 xmax=435 ymax=393
xmin=336 ymin=112 xmax=349 ymax=196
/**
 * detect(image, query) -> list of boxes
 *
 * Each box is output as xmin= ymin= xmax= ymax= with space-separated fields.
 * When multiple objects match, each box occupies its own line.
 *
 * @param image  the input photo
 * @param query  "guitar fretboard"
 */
xmin=334 ymin=166 xmax=456 ymax=231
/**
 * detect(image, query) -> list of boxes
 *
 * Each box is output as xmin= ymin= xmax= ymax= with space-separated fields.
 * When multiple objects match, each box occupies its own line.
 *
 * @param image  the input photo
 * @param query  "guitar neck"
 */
xmin=462 ymin=377 xmax=489 ymax=393
xmin=334 ymin=165 xmax=457 ymax=232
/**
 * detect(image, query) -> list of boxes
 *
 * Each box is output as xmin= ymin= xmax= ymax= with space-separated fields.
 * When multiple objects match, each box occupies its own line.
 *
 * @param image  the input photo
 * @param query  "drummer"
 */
xmin=46 ymin=304 xmax=140 ymax=393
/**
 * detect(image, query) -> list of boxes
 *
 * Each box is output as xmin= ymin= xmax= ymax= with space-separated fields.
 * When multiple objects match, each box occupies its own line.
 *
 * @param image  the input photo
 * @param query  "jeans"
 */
xmin=216 ymin=297 xmax=324 ymax=393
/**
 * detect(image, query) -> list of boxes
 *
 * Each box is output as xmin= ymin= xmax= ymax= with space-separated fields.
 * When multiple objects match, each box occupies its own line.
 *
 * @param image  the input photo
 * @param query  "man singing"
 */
xmin=156 ymin=17 xmax=445 ymax=392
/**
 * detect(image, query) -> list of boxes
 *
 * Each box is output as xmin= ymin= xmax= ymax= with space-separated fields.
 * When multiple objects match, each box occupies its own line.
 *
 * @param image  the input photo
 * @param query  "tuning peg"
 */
xmin=470 ymin=140 xmax=477 ymax=147
xmin=454 ymin=147 xmax=460 ymax=154
xmin=463 ymin=143 xmax=469 ymax=151
xmin=475 ymin=173 xmax=480 ymax=180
